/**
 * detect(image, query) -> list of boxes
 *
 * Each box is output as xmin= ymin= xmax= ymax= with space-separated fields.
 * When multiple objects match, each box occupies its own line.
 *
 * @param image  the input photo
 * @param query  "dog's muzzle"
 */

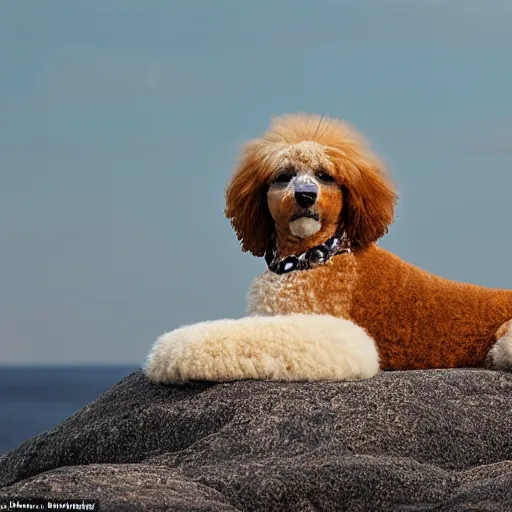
xmin=295 ymin=183 xmax=318 ymax=208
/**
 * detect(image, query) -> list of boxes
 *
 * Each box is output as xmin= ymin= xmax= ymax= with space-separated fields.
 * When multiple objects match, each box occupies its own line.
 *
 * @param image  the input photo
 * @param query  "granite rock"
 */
xmin=1 ymin=369 xmax=512 ymax=511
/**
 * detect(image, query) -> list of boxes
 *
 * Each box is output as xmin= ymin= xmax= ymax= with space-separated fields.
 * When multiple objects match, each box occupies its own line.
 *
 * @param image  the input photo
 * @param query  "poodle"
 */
xmin=225 ymin=113 xmax=512 ymax=372
xmin=144 ymin=113 xmax=512 ymax=384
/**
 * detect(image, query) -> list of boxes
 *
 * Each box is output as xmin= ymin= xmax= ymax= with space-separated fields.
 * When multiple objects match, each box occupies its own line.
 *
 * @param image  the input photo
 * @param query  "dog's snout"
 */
xmin=295 ymin=183 xmax=318 ymax=208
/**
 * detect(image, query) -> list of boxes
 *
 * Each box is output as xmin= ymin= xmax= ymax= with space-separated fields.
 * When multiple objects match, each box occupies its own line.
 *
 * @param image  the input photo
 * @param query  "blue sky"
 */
xmin=1 ymin=0 xmax=511 ymax=364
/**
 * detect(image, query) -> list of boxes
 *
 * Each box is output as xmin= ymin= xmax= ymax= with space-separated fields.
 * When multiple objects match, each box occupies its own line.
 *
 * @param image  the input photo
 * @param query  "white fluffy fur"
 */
xmin=144 ymin=314 xmax=379 ymax=384
xmin=486 ymin=335 xmax=512 ymax=371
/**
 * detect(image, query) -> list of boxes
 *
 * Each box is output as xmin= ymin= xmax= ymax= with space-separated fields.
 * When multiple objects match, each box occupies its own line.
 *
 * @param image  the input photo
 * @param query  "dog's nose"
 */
xmin=295 ymin=184 xmax=318 ymax=208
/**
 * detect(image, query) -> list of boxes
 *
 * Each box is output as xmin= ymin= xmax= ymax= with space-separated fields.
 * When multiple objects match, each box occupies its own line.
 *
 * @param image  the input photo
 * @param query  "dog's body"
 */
xmin=226 ymin=113 xmax=512 ymax=372
xmin=248 ymin=243 xmax=512 ymax=370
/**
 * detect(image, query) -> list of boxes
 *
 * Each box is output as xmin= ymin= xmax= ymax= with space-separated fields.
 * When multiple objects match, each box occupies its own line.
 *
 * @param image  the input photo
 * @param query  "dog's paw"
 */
xmin=143 ymin=314 xmax=379 ymax=384
xmin=486 ymin=320 xmax=512 ymax=371
xmin=486 ymin=334 xmax=512 ymax=372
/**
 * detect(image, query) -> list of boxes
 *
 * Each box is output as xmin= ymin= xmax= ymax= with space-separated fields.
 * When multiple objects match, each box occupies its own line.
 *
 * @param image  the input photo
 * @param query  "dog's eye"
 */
xmin=316 ymin=171 xmax=335 ymax=183
xmin=273 ymin=171 xmax=295 ymax=183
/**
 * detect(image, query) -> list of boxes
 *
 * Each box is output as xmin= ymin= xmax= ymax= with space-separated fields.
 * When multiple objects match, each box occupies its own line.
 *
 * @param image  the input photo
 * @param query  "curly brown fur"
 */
xmin=225 ymin=113 xmax=512 ymax=371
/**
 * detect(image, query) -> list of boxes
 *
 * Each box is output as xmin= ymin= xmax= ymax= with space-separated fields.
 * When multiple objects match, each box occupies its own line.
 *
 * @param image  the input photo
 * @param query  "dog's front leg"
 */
xmin=143 ymin=314 xmax=379 ymax=384
xmin=486 ymin=320 xmax=512 ymax=371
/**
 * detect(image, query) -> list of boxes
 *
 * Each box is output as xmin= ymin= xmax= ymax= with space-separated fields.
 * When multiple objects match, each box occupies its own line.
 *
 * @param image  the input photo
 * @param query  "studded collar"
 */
xmin=265 ymin=232 xmax=352 ymax=274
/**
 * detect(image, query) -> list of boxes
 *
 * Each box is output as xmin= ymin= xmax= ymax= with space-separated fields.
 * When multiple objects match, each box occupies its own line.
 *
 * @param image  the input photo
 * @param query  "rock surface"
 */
xmin=0 ymin=369 xmax=511 ymax=511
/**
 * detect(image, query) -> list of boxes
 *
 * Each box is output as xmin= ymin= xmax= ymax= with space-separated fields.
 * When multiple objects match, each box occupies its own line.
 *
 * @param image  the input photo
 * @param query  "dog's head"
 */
xmin=225 ymin=114 xmax=397 ymax=257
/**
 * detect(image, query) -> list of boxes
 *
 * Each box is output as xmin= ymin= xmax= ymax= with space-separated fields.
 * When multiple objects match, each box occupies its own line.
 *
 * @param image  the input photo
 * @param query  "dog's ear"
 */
xmin=327 ymin=147 xmax=397 ymax=247
xmin=225 ymin=141 xmax=274 ymax=257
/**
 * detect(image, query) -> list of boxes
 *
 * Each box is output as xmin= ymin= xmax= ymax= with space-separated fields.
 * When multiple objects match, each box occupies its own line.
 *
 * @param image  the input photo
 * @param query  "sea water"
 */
xmin=0 ymin=365 xmax=138 ymax=454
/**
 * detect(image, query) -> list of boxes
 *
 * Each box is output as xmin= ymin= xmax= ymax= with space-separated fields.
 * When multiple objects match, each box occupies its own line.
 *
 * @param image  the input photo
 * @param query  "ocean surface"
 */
xmin=0 ymin=365 xmax=139 ymax=454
